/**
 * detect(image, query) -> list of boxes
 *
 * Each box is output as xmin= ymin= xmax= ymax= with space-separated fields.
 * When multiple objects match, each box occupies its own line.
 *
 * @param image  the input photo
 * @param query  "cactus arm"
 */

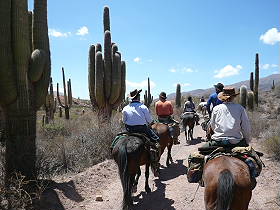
xmin=33 ymin=0 xmax=51 ymax=109
xmin=240 ymin=85 xmax=247 ymax=108
xmin=61 ymin=67 xmax=68 ymax=106
xmin=88 ymin=45 xmax=97 ymax=107
xmin=112 ymin=44 xmax=118 ymax=57
xmin=95 ymin=43 xmax=102 ymax=52
xmin=0 ymin=0 xmax=17 ymax=106
xmin=56 ymin=83 xmax=65 ymax=108
xmin=254 ymin=53 xmax=259 ymax=106
xmin=104 ymin=30 xmax=112 ymax=99
xmin=113 ymin=61 xmax=126 ymax=108
xmin=95 ymin=52 xmax=105 ymax=108
xmin=29 ymin=49 xmax=46 ymax=82
xmin=109 ymin=52 xmax=122 ymax=105
xmin=28 ymin=11 xmax=33 ymax=52
xmin=103 ymin=6 xmax=110 ymax=32
xmin=67 ymin=79 xmax=72 ymax=107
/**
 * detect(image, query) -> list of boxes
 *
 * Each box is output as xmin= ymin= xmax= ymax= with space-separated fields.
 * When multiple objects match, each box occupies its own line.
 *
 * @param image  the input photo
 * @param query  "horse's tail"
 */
xmin=117 ymin=143 xmax=132 ymax=209
xmin=216 ymin=169 xmax=235 ymax=210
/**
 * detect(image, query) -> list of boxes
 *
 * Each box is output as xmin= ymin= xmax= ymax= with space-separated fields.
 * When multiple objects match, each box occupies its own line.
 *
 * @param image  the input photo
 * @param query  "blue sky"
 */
xmin=28 ymin=0 xmax=280 ymax=99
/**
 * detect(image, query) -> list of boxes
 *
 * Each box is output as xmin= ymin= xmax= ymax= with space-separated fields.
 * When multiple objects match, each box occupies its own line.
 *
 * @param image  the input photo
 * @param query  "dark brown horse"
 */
xmin=203 ymin=156 xmax=252 ymax=210
xmin=182 ymin=113 xmax=195 ymax=143
xmin=112 ymin=123 xmax=178 ymax=210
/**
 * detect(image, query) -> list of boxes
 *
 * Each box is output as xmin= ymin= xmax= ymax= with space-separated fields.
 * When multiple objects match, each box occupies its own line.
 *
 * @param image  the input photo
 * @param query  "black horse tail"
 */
xmin=216 ymin=169 xmax=235 ymax=210
xmin=117 ymin=143 xmax=132 ymax=209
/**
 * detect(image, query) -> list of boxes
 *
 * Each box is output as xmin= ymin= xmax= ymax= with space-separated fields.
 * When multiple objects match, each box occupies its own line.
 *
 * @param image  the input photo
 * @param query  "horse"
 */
xmin=203 ymin=155 xmax=253 ymax=210
xmin=197 ymin=102 xmax=207 ymax=116
xmin=111 ymin=123 xmax=178 ymax=210
xmin=181 ymin=112 xmax=195 ymax=143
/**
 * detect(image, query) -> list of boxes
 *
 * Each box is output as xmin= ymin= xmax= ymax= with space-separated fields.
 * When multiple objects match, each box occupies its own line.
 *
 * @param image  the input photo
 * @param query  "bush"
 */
xmin=248 ymin=112 xmax=269 ymax=138
xmin=262 ymin=123 xmax=280 ymax=161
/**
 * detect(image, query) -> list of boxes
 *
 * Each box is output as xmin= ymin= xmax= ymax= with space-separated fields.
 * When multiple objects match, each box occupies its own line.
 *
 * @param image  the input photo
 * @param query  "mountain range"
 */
xmin=167 ymin=74 xmax=280 ymax=99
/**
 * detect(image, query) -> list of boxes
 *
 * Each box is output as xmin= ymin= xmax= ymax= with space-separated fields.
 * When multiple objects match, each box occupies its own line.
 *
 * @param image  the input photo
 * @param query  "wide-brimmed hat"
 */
xmin=214 ymin=83 xmax=224 ymax=91
xmin=128 ymin=89 xmax=142 ymax=99
xmin=218 ymin=87 xmax=239 ymax=101
xmin=159 ymin=92 xmax=167 ymax=99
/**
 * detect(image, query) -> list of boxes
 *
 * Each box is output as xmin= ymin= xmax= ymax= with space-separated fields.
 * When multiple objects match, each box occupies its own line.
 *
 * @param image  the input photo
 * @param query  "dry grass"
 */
xmin=262 ymin=123 xmax=280 ymax=160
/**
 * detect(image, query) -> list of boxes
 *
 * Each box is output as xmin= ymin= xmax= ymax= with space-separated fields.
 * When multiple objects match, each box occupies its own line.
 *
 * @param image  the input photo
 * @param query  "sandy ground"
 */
xmin=40 ymin=124 xmax=280 ymax=210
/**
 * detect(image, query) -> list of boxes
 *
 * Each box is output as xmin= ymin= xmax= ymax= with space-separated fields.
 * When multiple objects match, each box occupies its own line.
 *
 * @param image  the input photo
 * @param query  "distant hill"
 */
xmin=168 ymin=74 xmax=280 ymax=99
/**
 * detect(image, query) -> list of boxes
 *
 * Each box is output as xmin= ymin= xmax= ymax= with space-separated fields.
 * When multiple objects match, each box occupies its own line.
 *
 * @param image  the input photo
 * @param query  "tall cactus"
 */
xmin=44 ymin=77 xmax=56 ymax=123
xmin=0 ymin=0 xmax=50 ymax=181
xmin=57 ymin=67 xmax=72 ymax=120
xmin=247 ymin=91 xmax=254 ymax=111
xmin=250 ymin=72 xmax=254 ymax=91
xmin=254 ymin=53 xmax=259 ymax=106
xmin=144 ymin=77 xmax=153 ymax=108
xmin=88 ymin=6 xmax=126 ymax=119
xmin=239 ymin=85 xmax=247 ymax=108
xmin=272 ymin=80 xmax=275 ymax=90
xmin=176 ymin=84 xmax=181 ymax=108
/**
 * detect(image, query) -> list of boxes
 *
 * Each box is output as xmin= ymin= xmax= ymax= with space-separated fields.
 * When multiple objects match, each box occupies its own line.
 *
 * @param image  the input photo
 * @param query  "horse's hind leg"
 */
xmin=133 ymin=168 xmax=141 ymax=193
xmin=166 ymin=144 xmax=173 ymax=166
xmin=145 ymin=164 xmax=151 ymax=193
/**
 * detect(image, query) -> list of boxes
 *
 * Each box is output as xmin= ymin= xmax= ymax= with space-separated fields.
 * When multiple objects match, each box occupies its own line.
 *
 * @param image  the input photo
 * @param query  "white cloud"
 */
xmin=260 ymin=28 xmax=280 ymax=45
xmin=169 ymin=67 xmax=197 ymax=73
xmin=261 ymin=63 xmax=279 ymax=70
xmin=126 ymin=79 xmax=156 ymax=89
xmin=133 ymin=57 xmax=141 ymax=63
xmin=76 ymin=26 xmax=89 ymax=36
xmin=214 ymin=65 xmax=242 ymax=78
xmin=49 ymin=29 xmax=71 ymax=37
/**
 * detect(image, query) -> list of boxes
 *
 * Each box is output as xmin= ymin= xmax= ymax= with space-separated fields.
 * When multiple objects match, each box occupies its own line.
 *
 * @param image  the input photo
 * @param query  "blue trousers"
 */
xmin=125 ymin=124 xmax=160 ymax=142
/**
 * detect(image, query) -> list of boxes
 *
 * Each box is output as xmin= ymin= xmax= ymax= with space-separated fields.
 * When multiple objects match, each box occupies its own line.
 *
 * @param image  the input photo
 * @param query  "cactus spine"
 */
xmin=176 ymin=84 xmax=181 ymax=108
xmin=0 ymin=0 xmax=50 ymax=181
xmin=144 ymin=78 xmax=153 ymax=108
xmin=239 ymin=85 xmax=247 ymax=108
xmin=254 ymin=53 xmax=259 ymax=106
xmin=57 ymin=67 xmax=72 ymax=120
xmin=247 ymin=91 xmax=254 ymax=111
xmin=88 ymin=6 xmax=126 ymax=119
xmin=44 ymin=77 xmax=56 ymax=123
xmin=250 ymin=72 xmax=254 ymax=91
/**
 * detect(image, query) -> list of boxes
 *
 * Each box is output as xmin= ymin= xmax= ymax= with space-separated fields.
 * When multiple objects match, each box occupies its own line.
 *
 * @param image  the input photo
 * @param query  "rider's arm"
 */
xmin=122 ymin=110 xmax=127 ymax=124
xmin=207 ymin=95 xmax=212 ymax=115
xmin=169 ymin=102 xmax=174 ymax=115
xmin=142 ymin=106 xmax=153 ymax=124
xmin=240 ymin=107 xmax=252 ymax=144
xmin=155 ymin=102 xmax=159 ymax=116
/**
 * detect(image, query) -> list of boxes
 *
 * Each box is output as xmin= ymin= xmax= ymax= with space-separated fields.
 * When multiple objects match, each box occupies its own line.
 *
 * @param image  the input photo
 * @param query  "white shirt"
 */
xmin=210 ymin=102 xmax=251 ymax=144
xmin=122 ymin=101 xmax=152 ymax=126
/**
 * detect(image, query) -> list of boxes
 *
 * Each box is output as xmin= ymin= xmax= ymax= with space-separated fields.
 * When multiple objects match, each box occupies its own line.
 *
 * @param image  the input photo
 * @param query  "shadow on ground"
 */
xmin=132 ymin=179 xmax=175 ymax=210
xmin=37 ymin=180 xmax=84 ymax=210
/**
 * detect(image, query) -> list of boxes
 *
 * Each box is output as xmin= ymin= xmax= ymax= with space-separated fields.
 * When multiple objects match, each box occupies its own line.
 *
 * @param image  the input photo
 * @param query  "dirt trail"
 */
xmin=41 ymin=124 xmax=280 ymax=210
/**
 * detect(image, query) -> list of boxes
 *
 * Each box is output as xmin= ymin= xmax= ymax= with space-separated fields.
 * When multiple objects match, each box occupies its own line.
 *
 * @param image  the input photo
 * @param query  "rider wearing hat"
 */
xmin=207 ymin=82 xmax=224 ymax=117
xmin=155 ymin=92 xmax=180 ymax=144
xmin=122 ymin=89 xmax=160 ymax=144
xmin=202 ymin=87 xmax=251 ymax=148
xmin=183 ymin=96 xmax=200 ymax=125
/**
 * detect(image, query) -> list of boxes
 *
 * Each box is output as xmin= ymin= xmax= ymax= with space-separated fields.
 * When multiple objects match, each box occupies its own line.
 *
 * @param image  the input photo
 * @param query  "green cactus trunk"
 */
xmin=176 ymin=84 xmax=181 ymax=108
xmin=144 ymin=77 xmax=153 ymax=108
xmin=239 ymin=85 xmax=247 ymax=108
xmin=0 ymin=0 xmax=50 ymax=182
xmin=254 ymin=53 xmax=259 ymax=106
xmin=88 ymin=6 xmax=126 ymax=120
xmin=247 ymin=91 xmax=254 ymax=111
xmin=250 ymin=72 xmax=254 ymax=91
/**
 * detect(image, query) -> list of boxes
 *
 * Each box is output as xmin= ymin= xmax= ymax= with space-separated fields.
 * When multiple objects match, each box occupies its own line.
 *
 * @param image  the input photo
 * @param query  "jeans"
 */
xmin=125 ymin=124 xmax=160 ymax=142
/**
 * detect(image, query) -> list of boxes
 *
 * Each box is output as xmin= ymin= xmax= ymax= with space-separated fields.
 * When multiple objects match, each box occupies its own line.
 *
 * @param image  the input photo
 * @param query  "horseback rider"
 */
xmin=200 ymin=96 xmax=205 ymax=102
xmin=183 ymin=96 xmax=200 ymax=125
xmin=202 ymin=87 xmax=251 ymax=148
xmin=206 ymin=82 xmax=224 ymax=117
xmin=122 ymin=89 xmax=160 ymax=146
xmin=155 ymin=92 xmax=180 ymax=144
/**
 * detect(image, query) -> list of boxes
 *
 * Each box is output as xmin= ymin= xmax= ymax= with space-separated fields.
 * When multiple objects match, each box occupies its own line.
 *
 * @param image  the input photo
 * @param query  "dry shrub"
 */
xmin=36 ymin=111 xmax=122 ymax=176
xmin=248 ymin=112 xmax=269 ymax=138
xmin=262 ymin=123 xmax=280 ymax=161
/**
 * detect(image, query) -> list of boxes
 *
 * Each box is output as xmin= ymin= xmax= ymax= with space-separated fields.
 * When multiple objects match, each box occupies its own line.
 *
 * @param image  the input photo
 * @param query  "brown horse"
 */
xmin=182 ymin=113 xmax=195 ymax=143
xmin=203 ymin=156 xmax=252 ymax=210
xmin=111 ymin=123 xmax=178 ymax=210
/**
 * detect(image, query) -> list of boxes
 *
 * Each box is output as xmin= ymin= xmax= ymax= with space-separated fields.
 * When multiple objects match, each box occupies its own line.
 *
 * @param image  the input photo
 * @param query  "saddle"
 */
xmin=187 ymin=146 xmax=264 ymax=185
